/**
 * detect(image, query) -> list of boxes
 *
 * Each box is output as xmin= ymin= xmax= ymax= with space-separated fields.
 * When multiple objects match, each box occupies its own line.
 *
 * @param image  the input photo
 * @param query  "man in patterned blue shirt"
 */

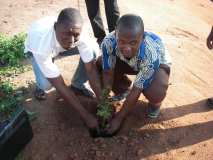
xmin=98 ymin=14 xmax=172 ymax=135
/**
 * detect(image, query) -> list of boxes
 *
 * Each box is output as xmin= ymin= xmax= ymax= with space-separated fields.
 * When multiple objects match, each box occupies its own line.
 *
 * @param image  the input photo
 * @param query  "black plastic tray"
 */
xmin=0 ymin=107 xmax=33 ymax=160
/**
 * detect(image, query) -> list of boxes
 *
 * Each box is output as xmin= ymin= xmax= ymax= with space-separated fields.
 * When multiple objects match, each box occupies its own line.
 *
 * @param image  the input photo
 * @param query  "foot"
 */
xmin=206 ymin=98 xmax=213 ymax=109
xmin=34 ymin=87 xmax=46 ymax=100
xmin=55 ymin=91 xmax=64 ymax=102
xmin=110 ymin=90 xmax=130 ymax=102
xmin=147 ymin=104 xmax=160 ymax=119
xmin=70 ymin=85 xmax=95 ymax=98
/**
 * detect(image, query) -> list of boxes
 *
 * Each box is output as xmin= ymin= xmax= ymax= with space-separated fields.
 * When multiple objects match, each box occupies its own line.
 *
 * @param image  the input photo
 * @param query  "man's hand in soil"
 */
xmin=106 ymin=113 xmax=124 ymax=135
xmin=48 ymin=76 xmax=99 ymax=130
xmin=107 ymin=86 xmax=142 ymax=135
xmin=207 ymin=26 xmax=213 ymax=49
xmin=84 ymin=113 xmax=100 ymax=130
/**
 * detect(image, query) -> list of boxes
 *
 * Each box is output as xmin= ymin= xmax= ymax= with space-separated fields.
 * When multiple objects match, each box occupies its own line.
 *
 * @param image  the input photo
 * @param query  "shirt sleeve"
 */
xmin=155 ymin=38 xmax=172 ymax=66
xmin=33 ymin=53 xmax=60 ymax=78
xmin=133 ymin=58 xmax=160 ymax=90
xmin=77 ymin=39 xmax=100 ymax=63
xmin=77 ymin=25 xmax=100 ymax=63
xmin=77 ymin=41 xmax=94 ymax=63
xmin=101 ymin=37 xmax=116 ymax=70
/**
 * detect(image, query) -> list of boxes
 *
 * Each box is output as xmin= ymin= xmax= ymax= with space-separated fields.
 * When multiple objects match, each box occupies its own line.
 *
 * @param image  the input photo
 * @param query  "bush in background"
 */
xmin=0 ymin=33 xmax=27 ymax=66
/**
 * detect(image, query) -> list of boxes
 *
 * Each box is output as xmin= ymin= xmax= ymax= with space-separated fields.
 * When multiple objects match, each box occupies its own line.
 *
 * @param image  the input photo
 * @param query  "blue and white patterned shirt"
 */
xmin=101 ymin=31 xmax=172 ymax=90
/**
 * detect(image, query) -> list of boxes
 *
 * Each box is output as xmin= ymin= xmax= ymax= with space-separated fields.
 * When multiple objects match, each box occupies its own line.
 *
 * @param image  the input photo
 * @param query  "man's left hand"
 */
xmin=106 ymin=114 xmax=124 ymax=135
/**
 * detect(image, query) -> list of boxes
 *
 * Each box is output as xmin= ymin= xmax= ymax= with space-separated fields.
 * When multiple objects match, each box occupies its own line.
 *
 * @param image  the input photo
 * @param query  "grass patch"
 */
xmin=0 ymin=64 xmax=31 ymax=80
xmin=0 ymin=81 xmax=23 ymax=123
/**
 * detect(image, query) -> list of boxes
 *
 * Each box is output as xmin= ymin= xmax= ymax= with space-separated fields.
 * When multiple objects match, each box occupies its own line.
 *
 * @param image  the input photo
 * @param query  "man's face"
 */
xmin=55 ymin=22 xmax=82 ymax=50
xmin=116 ymin=29 xmax=143 ymax=59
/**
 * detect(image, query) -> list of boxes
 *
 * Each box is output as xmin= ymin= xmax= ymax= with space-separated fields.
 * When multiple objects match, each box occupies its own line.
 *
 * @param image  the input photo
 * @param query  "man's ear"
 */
xmin=138 ymin=33 xmax=144 ymax=45
xmin=115 ymin=28 xmax=118 ymax=39
xmin=141 ymin=32 xmax=144 ymax=41
xmin=54 ymin=22 xmax=59 ymax=31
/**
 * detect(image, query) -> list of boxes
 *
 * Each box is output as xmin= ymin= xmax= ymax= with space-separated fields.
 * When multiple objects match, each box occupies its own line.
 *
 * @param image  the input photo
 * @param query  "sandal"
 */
xmin=34 ymin=87 xmax=46 ymax=100
xmin=110 ymin=90 xmax=130 ymax=102
xmin=147 ymin=104 xmax=160 ymax=119
xmin=206 ymin=98 xmax=213 ymax=109
xmin=70 ymin=85 xmax=95 ymax=98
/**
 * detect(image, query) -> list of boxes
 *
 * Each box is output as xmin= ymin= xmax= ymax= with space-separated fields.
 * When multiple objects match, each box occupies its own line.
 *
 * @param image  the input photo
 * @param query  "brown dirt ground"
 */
xmin=1 ymin=0 xmax=213 ymax=160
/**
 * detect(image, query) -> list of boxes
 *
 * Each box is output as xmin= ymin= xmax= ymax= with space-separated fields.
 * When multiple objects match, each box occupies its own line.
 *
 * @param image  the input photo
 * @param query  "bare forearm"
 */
xmin=84 ymin=61 xmax=102 ymax=100
xmin=103 ymin=70 xmax=114 ymax=90
xmin=87 ymin=69 xmax=102 ymax=100
xmin=48 ymin=76 xmax=89 ymax=120
xmin=119 ymin=86 xmax=141 ymax=119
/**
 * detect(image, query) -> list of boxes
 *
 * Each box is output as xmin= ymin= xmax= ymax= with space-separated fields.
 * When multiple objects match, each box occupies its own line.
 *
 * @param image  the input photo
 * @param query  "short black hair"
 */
xmin=57 ymin=8 xmax=83 ymax=25
xmin=116 ymin=14 xmax=144 ymax=35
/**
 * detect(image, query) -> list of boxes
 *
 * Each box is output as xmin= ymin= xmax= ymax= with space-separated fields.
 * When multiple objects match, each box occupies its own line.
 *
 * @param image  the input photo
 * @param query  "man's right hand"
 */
xmin=207 ymin=26 xmax=213 ymax=50
xmin=84 ymin=113 xmax=99 ymax=130
xmin=48 ymin=76 xmax=99 ymax=131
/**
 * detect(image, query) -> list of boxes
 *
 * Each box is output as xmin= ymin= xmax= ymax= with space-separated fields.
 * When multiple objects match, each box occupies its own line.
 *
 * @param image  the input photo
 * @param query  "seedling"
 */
xmin=89 ymin=88 xmax=115 ymax=137
xmin=97 ymin=89 xmax=113 ymax=129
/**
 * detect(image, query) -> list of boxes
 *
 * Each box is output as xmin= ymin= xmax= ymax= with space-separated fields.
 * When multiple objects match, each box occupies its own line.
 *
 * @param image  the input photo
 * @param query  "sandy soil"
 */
xmin=0 ymin=0 xmax=213 ymax=160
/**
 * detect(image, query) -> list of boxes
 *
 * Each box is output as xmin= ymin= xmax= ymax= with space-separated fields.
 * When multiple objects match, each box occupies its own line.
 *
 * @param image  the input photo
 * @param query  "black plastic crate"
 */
xmin=0 ymin=107 xmax=33 ymax=160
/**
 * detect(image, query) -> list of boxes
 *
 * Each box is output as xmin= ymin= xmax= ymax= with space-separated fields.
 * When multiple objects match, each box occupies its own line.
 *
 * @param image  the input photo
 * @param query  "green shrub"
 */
xmin=0 ymin=81 xmax=21 ymax=122
xmin=0 ymin=33 xmax=26 ymax=66
xmin=0 ymin=81 xmax=13 ymax=95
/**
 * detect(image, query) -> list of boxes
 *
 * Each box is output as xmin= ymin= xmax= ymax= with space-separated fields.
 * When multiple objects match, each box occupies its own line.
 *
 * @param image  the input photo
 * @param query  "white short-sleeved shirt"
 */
xmin=24 ymin=16 xmax=99 ymax=78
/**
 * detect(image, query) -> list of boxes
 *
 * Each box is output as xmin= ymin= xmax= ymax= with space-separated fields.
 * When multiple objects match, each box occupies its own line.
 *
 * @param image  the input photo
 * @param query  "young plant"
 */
xmin=96 ymin=88 xmax=114 ymax=130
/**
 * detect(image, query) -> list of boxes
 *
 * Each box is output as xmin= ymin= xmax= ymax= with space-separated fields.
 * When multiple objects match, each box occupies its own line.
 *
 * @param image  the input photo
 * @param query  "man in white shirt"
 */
xmin=25 ymin=8 xmax=102 ymax=130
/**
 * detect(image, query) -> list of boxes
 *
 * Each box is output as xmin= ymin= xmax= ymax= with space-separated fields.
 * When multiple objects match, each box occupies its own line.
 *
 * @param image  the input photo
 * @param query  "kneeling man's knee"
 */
xmin=144 ymin=83 xmax=168 ymax=104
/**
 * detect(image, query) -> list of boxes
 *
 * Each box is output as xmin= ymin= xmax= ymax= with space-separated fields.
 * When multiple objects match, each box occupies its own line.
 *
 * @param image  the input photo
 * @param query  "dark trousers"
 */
xmin=96 ymin=56 xmax=170 ymax=104
xmin=96 ymin=56 xmax=136 ymax=94
xmin=85 ymin=0 xmax=120 ymax=41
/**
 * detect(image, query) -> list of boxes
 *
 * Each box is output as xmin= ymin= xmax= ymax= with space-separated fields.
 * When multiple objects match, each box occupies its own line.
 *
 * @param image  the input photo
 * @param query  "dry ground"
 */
xmin=1 ymin=0 xmax=213 ymax=159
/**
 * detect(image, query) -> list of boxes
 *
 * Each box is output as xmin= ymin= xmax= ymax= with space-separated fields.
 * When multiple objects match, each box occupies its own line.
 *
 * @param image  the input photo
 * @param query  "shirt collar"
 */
xmin=137 ymin=40 xmax=145 ymax=60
